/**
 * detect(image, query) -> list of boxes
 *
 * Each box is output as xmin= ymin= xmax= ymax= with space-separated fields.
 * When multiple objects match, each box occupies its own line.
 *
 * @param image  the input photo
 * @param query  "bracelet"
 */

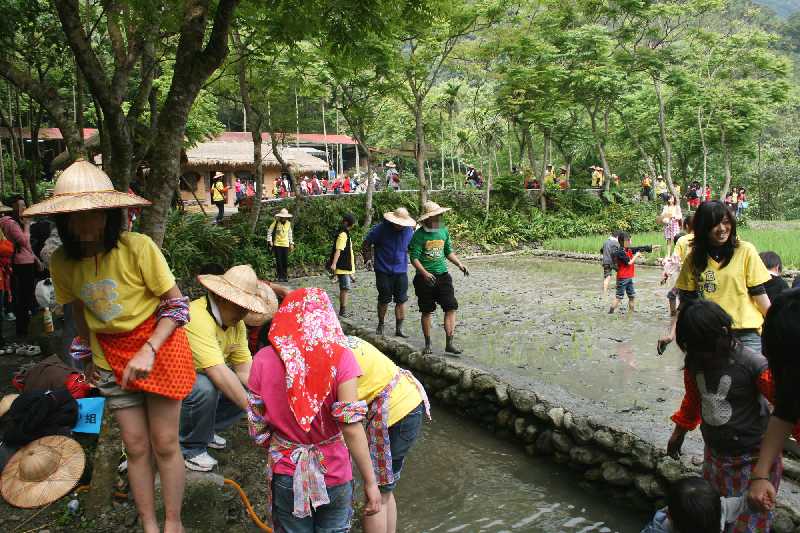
xmin=145 ymin=340 xmax=157 ymax=356
xmin=750 ymin=476 xmax=770 ymax=482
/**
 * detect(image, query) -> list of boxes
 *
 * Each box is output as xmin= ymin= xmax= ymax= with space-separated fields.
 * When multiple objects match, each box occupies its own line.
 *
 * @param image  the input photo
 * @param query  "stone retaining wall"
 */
xmin=341 ymin=322 xmax=800 ymax=532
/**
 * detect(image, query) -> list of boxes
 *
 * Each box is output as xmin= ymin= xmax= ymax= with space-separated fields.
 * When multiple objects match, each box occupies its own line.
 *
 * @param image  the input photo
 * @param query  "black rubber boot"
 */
xmin=445 ymin=336 xmax=462 ymax=355
xmin=395 ymin=319 xmax=408 ymax=338
xmin=376 ymin=322 xmax=385 ymax=335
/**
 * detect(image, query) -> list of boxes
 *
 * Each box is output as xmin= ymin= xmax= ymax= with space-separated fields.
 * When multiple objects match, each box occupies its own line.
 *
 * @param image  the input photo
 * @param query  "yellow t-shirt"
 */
xmin=268 ymin=220 xmax=293 ymax=248
xmin=544 ymin=171 xmax=556 ymax=185
xmin=675 ymin=240 xmax=771 ymax=330
xmin=350 ymin=337 xmax=422 ymax=426
xmin=674 ymin=233 xmax=694 ymax=263
xmin=211 ymin=181 xmax=226 ymax=202
xmin=50 ymin=232 xmax=176 ymax=370
xmin=185 ymin=297 xmax=251 ymax=370
xmin=334 ymin=232 xmax=354 ymax=275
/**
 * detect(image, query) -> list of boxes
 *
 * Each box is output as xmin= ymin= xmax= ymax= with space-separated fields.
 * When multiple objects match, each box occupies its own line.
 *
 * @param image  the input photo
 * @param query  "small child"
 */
xmin=600 ymin=230 xmax=621 ymax=298
xmin=661 ymin=216 xmax=693 ymax=316
xmin=641 ymin=477 xmax=747 ymax=533
xmin=759 ymin=251 xmax=788 ymax=304
xmin=328 ymin=213 xmax=356 ymax=318
xmin=609 ymin=232 xmax=656 ymax=314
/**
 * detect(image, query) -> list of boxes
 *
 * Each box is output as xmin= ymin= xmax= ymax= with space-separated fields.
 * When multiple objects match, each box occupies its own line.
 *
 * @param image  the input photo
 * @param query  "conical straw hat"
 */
xmin=0 ymin=393 xmax=19 ymax=417
xmin=24 ymin=159 xmax=151 ymax=217
xmin=383 ymin=207 xmax=416 ymax=227
xmin=1 ymin=436 xmax=85 ymax=508
xmin=244 ymin=281 xmax=280 ymax=327
xmin=275 ymin=208 xmax=292 ymax=218
xmin=417 ymin=201 xmax=451 ymax=222
xmin=198 ymin=265 xmax=269 ymax=314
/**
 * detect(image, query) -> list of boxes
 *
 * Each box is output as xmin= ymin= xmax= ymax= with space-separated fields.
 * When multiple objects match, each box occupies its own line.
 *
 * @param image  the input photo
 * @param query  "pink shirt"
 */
xmin=0 ymin=216 xmax=34 ymax=265
xmin=248 ymin=345 xmax=362 ymax=486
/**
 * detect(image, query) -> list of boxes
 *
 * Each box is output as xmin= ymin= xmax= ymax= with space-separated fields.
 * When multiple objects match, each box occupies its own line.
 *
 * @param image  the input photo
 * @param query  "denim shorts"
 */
xmin=272 ymin=474 xmax=353 ymax=533
xmin=615 ymin=278 xmax=635 ymax=299
xmin=380 ymin=402 xmax=424 ymax=493
xmin=337 ymin=274 xmax=352 ymax=291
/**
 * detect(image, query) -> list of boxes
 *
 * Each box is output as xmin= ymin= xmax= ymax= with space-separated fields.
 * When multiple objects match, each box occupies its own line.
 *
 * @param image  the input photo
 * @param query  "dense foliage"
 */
xmin=162 ymin=190 xmax=660 ymax=281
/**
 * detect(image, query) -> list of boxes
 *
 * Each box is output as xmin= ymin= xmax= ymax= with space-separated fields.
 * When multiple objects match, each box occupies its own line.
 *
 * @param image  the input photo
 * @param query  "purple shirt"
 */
xmin=248 ymin=345 xmax=362 ymax=486
xmin=364 ymin=221 xmax=413 ymax=275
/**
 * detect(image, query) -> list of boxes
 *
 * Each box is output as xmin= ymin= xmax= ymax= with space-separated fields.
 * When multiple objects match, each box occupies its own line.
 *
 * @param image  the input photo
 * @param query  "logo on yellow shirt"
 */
xmin=701 ymin=270 xmax=717 ymax=294
xmin=81 ymin=279 xmax=123 ymax=322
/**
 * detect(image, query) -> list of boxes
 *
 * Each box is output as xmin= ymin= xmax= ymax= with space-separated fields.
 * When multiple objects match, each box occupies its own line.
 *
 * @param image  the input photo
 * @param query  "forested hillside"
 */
xmin=755 ymin=0 xmax=800 ymax=18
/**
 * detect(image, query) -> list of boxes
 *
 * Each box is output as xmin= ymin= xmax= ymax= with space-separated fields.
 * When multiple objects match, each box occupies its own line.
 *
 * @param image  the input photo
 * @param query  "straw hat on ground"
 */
xmin=385 ymin=162 xmax=396 ymax=168
xmin=23 ymin=159 xmax=150 ymax=218
xmin=0 ymin=203 xmax=12 ymax=213
xmin=198 ymin=265 xmax=269 ymax=314
xmin=417 ymin=201 xmax=451 ymax=222
xmin=0 ymin=393 xmax=18 ymax=417
xmin=275 ymin=208 xmax=292 ymax=218
xmin=1 ymin=436 xmax=85 ymax=508
xmin=244 ymin=281 xmax=280 ymax=327
xmin=383 ymin=207 xmax=416 ymax=227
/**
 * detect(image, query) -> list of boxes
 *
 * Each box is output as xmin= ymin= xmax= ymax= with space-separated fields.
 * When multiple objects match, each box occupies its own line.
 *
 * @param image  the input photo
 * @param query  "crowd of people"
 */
xmin=599 ymin=197 xmax=800 ymax=532
xmin=0 ymin=155 xmax=794 ymax=533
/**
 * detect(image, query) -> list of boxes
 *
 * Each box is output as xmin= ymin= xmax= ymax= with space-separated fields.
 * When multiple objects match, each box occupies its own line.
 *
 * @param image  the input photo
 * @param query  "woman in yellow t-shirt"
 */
xmin=210 ymin=172 xmax=227 ymax=224
xmin=28 ymin=160 xmax=195 ymax=533
xmin=658 ymin=201 xmax=771 ymax=356
xmin=345 ymin=336 xmax=429 ymax=533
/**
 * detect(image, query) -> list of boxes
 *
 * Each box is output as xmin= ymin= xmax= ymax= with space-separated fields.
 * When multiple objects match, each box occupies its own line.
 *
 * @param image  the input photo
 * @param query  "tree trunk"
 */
xmin=540 ymin=129 xmax=549 ymax=212
xmin=618 ymin=109 xmax=657 ymax=178
xmin=484 ymin=145 xmax=494 ymax=222
xmin=361 ymin=142 xmax=374 ymax=228
xmin=720 ymin=127 xmax=732 ymax=200
xmin=653 ymin=79 xmax=676 ymax=197
xmin=522 ymin=125 xmax=536 ymax=175
xmin=587 ymin=105 xmax=611 ymax=195
xmin=414 ymin=96 xmax=428 ymax=205
xmin=234 ymin=29 xmax=263 ymax=232
xmin=697 ymin=108 xmax=708 ymax=194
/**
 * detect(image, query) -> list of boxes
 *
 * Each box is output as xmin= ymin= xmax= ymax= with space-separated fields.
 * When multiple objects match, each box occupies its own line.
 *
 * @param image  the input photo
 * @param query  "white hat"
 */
xmin=417 ymin=201 xmax=451 ymax=222
xmin=383 ymin=207 xmax=416 ymax=227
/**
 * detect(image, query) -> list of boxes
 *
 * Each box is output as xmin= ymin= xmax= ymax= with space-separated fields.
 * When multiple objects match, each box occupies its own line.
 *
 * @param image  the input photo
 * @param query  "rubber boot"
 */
xmin=423 ymin=336 xmax=432 ymax=355
xmin=339 ymin=307 xmax=351 ymax=319
xmin=395 ymin=319 xmax=408 ymax=338
xmin=376 ymin=322 xmax=385 ymax=335
xmin=445 ymin=335 xmax=462 ymax=355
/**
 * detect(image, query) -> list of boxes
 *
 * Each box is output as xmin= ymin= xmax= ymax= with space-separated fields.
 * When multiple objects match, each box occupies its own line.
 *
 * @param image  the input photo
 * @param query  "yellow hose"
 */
xmin=224 ymin=478 xmax=273 ymax=532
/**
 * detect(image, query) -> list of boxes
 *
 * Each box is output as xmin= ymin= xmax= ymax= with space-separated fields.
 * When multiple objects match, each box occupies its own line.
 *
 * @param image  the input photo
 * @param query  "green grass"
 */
xmin=542 ymin=225 xmax=800 ymax=270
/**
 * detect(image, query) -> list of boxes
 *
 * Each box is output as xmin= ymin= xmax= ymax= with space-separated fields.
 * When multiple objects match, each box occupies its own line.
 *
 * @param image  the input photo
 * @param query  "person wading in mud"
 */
xmin=409 ymin=201 xmax=469 ymax=355
xmin=362 ymin=207 xmax=416 ymax=337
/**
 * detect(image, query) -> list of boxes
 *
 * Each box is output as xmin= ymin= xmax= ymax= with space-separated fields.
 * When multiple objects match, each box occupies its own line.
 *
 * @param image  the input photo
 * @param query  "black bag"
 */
xmin=2 ymin=388 xmax=78 ymax=445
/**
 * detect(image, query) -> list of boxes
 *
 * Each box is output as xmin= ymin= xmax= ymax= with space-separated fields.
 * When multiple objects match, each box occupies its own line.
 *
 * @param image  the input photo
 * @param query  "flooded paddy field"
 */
xmin=297 ymin=255 xmax=686 ymax=438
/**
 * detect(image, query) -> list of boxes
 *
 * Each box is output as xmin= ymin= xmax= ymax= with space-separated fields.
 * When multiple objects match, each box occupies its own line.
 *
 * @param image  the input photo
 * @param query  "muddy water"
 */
xmin=395 ymin=408 xmax=648 ymax=533
xmin=298 ymin=254 xmax=686 ymax=424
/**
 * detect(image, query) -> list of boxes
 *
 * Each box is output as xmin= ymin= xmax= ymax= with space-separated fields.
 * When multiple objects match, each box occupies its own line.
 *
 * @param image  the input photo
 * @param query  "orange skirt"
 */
xmin=97 ymin=315 xmax=196 ymax=400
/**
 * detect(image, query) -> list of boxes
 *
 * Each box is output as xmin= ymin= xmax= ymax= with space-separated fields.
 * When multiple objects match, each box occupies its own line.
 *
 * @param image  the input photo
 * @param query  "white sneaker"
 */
xmin=208 ymin=434 xmax=226 ymax=450
xmin=184 ymin=451 xmax=217 ymax=472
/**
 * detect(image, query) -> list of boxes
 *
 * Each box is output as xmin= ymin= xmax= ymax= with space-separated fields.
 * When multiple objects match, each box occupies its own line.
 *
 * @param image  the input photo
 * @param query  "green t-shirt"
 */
xmin=409 ymin=226 xmax=452 ymax=274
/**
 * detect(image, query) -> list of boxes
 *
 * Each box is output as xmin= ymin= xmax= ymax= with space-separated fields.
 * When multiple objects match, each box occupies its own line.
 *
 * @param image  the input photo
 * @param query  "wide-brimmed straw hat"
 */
xmin=244 ymin=281 xmax=280 ymax=327
xmin=1 ymin=436 xmax=85 ymax=508
xmin=0 ymin=204 xmax=12 ymax=213
xmin=417 ymin=201 xmax=451 ymax=222
xmin=385 ymin=162 xmax=396 ymax=168
xmin=198 ymin=265 xmax=269 ymax=314
xmin=383 ymin=207 xmax=416 ymax=227
xmin=0 ymin=393 xmax=18 ymax=417
xmin=24 ymin=159 xmax=150 ymax=218
xmin=275 ymin=208 xmax=292 ymax=218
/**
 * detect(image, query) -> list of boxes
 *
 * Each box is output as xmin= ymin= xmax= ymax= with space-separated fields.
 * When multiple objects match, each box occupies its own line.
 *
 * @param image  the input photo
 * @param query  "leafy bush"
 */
xmin=161 ymin=189 xmax=661 ymax=281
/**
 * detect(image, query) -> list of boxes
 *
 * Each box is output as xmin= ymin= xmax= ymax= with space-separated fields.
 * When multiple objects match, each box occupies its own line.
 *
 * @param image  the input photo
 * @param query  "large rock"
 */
xmin=569 ymin=446 xmax=608 ymax=466
xmin=634 ymin=474 xmax=664 ymax=499
xmin=773 ymin=508 xmax=795 ymax=533
xmin=523 ymin=424 xmax=539 ymax=444
xmin=509 ymin=388 xmax=537 ymax=413
xmin=584 ymin=468 xmax=603 ymax=481
xmin=495 ymin=384 xmax=510 ymax=406
xmin=459 ymin=368 xmax=474 ymax=390
xmin=548 ymin=407 xmax=566 ymax=428
xmin=551 ymin=431 xmax=574 ymax=454
xmin=535 ymin=429 xmax=555 ymax=455
xmin=471 ymin=373 xmax=499 ymax=393
xmin=567 ymin=416 xmax=595 ymax=445
xmin=513 ymin=417 xmax=527 ymax=438
xmin=601 ymin=461 xmax=633 ymax=487
xmin=656 ymin=457 xmax=685 ymax=483
xmin=496 ymin=408 xmax=514 ymax=429
xmin=532 ymin=403 xmax=550 ymax=422
xmin=593 ymin=429 xmax=616 ymax=451
xmin=441 ymin=364 xmax=462 ymax=382
xmin=631 ymin=441 xmax=657 ymax=470
xmin=615 ymin=432 xmax=635 ymax=455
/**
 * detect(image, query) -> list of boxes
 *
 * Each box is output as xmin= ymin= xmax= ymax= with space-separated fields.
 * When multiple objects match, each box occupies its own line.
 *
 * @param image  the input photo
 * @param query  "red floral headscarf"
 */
xmin=268 ymin=287 xmax=349 ymax=432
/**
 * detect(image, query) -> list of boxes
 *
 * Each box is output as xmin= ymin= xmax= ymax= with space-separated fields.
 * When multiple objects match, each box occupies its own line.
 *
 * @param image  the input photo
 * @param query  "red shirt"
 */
xmin=616 ymin=249 xmax=635 ymax=280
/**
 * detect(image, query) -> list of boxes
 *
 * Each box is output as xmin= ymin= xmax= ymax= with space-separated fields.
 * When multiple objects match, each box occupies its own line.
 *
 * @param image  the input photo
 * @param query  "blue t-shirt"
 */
xmin=364 ymin=221 xmax=414 ymax=274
